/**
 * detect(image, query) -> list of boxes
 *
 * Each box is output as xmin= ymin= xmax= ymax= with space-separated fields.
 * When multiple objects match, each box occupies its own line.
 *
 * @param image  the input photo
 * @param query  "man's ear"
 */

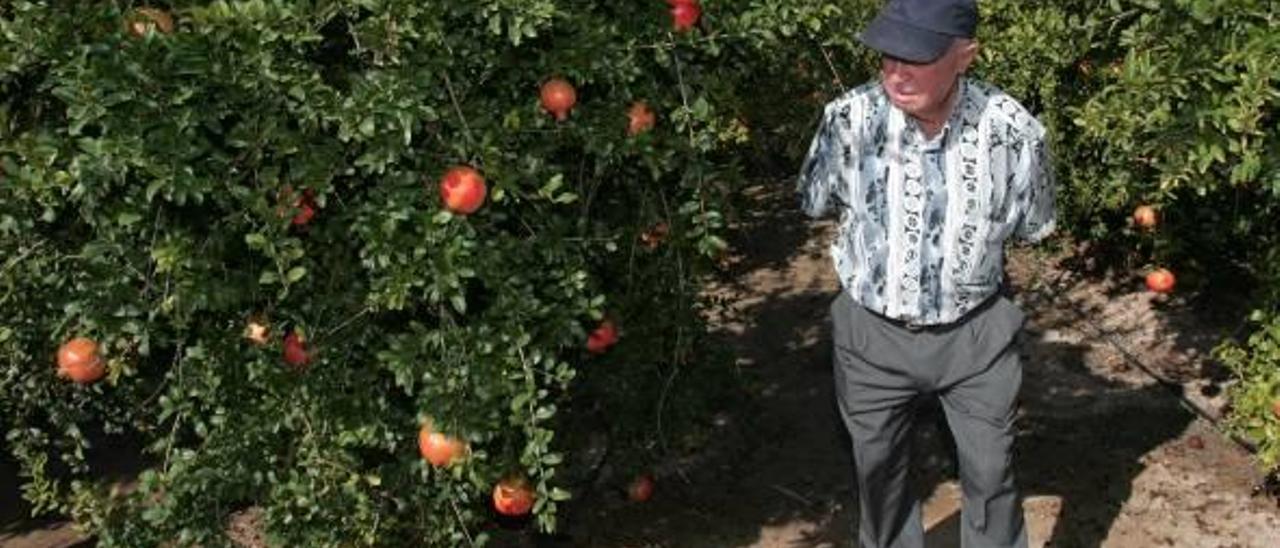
xmin=958 ymin=39 xmax=980 ymax=72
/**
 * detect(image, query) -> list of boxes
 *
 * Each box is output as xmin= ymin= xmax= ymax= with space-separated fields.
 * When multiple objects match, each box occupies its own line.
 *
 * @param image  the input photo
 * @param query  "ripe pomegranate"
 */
xmin=586 ymin=320 xmax=619 ymax=354
xmin=627 ymin=474 xmax=655 ymax=503
xmin=1271 ymin=399 xmax=1280 ymax=420
xmin=668 ymin=0 xmax=702 ymax=32
xmin=1145 ymin=268 xmax=1175 ymax=293
xmin=292 ymin=189 xmax=317 ymax=226
xmin=418 ymin=424 xmax=467 ymax=468
xmin=492 ymin=476 xmax=536 ymax=517
xmin=282 ymin=330 xmax=310 ymax=370
xmin=276 ymin=186 xmax=317 ymax=226
xmin=56 ymin=337 xmax=105 ymax=384
xmin=127 ymin=7 xmax=174 ymax=38
xmin=539 ymin=78 xmax=577 ymax=121
xmin=627 ymin=101 xmax=656 ymax=136
xmin=1132 ymin=205 xmax=1158 ymax=229
xmin=640 ymin=222 xmax=670 ymax=250
xmin=439 ymin=166 xmax=487 ymax=215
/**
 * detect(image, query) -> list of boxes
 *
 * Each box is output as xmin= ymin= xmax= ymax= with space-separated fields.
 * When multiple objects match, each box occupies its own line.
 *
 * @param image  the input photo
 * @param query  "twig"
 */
xmin=667 ymin=39 xmax=713 ymax=237
xmin=628 ymin=31 xmax=753 ymax=51
xmin=653 ymin=192 xmax=695 ymax=487
xmin=515 ymin=344 xmax=544 ymax=473
xmin=771 ymin=483 xmax=814 ymax=507
xmin=141 ymin=342 xmax=184 ymax=408
xmin=441 ymin=59 xmax=476 ymax=151
xmin=655 ymin=358 xmax=682 ymax=475
xmin=447 ymin=494 xmax=475 ymax=546
xmin=140 ymin=207 xmax=164 ymax=297
xmin=162 ymin=411 xmax=184 ymax=473
xmin=320 ymin=306 xmax=371 ymax=342
xmin=0 ymin=239 xmax=47 ymax=276
xmin=669 ymin=37 xmax=695 ymax=147
xmin=819 ymin=45 xmax=847 ymax=91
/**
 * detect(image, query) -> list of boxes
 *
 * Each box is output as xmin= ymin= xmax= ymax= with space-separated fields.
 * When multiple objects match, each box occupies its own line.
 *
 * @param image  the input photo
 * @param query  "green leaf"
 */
xmin=116 ymin=212 xmax=143 ymax=227
xmin=245 ymin=233 xmax=268 ymax=249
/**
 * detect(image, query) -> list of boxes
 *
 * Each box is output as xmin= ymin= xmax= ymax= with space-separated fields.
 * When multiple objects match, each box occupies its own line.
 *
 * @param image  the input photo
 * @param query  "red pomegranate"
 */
xmin=438 ymin=166 xmax=487 ymax=215
xmin=540 ymin=78 xmax=577 ymax=121
xmin=1145 ymin=268 xmax=1175 ymax=294
xmin=627 ymin=101 xmax=656 ymax=136
xmin=56 ymin=337 xmax=106 ymax=384
xmin=668 ymin=0 xmax=702 ymax=32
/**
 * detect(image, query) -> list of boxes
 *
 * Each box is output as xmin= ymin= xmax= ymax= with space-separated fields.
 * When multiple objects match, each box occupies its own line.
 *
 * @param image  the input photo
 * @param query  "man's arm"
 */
xmin=1014 ymin=128 xmax=1056 ymax=244
xmin=796 ymin=102 xmax=853 ymax=218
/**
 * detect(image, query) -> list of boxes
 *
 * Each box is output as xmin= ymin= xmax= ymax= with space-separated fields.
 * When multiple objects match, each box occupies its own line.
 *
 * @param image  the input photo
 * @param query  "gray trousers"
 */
xmin=831 ymin=291 xmax=1029 ymax=548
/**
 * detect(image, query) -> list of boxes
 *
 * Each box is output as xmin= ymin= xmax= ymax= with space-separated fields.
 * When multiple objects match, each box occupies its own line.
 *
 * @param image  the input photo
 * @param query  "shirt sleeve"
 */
xmin=796 ymin=102 xmax=853 ymax=218
xmin=1014 ymin=128 xmax=1056 ymax=243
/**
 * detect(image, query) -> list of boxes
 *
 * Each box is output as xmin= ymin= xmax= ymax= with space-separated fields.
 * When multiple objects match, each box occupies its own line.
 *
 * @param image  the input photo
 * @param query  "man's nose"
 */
xmin=883 ymin=58 xmax=907 ymax=80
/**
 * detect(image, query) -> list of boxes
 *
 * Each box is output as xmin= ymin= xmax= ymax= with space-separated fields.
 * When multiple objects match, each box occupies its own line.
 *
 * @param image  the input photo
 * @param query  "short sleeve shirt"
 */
xmin=796 ymin=78 xmax=1055 ymax=325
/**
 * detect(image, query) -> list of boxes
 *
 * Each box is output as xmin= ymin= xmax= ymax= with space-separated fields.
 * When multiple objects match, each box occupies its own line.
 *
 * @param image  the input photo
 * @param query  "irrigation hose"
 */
xmin=1029 ymin=271 xmax=1259 ymax=456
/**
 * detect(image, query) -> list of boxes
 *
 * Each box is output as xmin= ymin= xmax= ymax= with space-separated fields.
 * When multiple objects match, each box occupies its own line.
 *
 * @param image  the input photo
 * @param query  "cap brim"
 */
xmin=858 ymin=13 xmax=954 ymax=64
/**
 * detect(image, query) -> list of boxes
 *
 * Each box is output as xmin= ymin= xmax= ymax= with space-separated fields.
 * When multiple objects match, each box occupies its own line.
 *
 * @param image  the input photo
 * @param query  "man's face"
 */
xmin=880 ymin=40 xmax=977 ymax=120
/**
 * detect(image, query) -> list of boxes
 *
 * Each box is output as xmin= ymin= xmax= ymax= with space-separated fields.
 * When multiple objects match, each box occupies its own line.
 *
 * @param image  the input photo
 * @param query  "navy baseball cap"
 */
xmin=859 ymin=0 xmax=978 ymax=64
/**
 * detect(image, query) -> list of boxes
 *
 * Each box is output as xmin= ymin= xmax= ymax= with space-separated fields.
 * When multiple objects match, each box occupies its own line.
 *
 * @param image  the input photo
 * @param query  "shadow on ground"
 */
xmin=0 ymin=181 xmax=1222 ymax=547
xmin=503 ymin=182 xmax=1201 ymax=547
xmin=2 ymin=433 xmax=148 ymax=547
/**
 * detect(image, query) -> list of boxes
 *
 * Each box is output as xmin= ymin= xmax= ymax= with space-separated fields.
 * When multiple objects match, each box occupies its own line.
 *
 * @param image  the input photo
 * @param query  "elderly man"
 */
xmin=796 ymin=0 xmax=1055 ymax=546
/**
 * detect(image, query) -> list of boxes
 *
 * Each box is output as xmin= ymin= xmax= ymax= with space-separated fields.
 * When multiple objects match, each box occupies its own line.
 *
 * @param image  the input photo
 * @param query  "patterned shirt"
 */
xmin=797 ymin=78 xmax=1055 ymax=325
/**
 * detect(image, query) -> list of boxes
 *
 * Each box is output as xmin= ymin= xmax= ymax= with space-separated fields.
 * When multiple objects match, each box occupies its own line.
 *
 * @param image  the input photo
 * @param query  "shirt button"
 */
xmin=904 ymin=163 xmax=923 ymax=179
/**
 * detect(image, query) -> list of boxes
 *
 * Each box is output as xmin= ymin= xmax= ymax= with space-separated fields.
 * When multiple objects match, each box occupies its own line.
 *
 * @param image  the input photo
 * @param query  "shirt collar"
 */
xmin=904 ymin=78 xmax=968 ymax=150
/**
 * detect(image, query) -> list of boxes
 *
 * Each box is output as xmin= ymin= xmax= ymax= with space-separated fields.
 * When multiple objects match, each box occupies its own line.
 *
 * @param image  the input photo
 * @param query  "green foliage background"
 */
xmin=2 ymin=0 xmax=1278 ymax=545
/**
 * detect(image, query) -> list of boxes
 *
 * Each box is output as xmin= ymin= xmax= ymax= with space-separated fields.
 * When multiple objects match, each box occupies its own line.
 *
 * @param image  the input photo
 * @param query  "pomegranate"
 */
xmin=277 ymin=186 xmax=317 ymax=226
xmin=668 ymin=0 xmax=702 ymax=32
xmin=627 ymin=101 xmax=656 ymax=136
xmin=418 ymin=424 xmax=468 ymax=468
xmin=292 ymin=189 xmax=317 ymax=226
xmin=627 ymin=474 xmax=655 ymax=502
xmin=540 ymin=78 xmax=577 ymax=121
xmin=639 ymin=222 xmax=670 ymax=250
xmin=282 ymin=329 xmax=310 ymax=370
xmin=438 ymin=166 xmax=487 ymax=215
xmin=1132 ymin=205 xmax=1158 ymax=229
xmin=492 ymin=476 xmax=536 ymax=517
xmin=1145 ymin=268 xmax=1175 ymax=293
xmin=586 ymin=320 xmax=619 ymax=354
xmin=244 ymin=317 xmax=270 ymax=346
xmin=56 ymin=337 xmax=106 ymax=384
xmin=126 ymin=7 xmax=174 ymax=38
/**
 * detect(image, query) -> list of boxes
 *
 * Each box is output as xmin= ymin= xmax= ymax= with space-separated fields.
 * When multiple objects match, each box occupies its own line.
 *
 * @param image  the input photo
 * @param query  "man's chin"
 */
xmin=887 ymin=94 xmax=923 ymax=115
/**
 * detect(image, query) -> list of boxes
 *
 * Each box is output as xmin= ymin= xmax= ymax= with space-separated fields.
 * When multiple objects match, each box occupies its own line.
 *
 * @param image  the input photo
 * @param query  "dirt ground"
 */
xmin=4 ymin=181 xmax=1280 ymax=547
xmin=537 ymin=182 xmax=1280 ymax=547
